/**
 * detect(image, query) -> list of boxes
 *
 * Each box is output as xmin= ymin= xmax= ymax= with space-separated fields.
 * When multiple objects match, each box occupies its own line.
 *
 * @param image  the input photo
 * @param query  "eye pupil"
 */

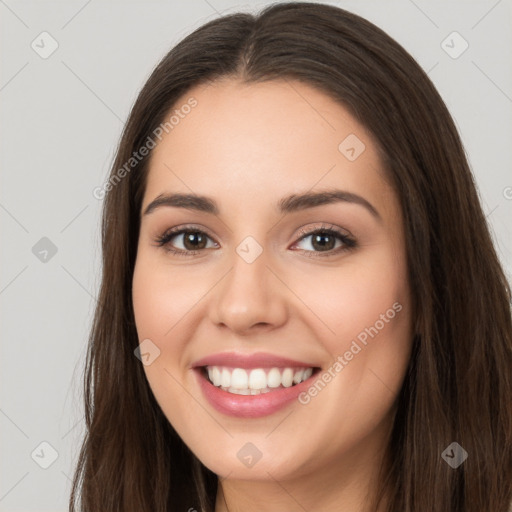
xmin=184 ymin=231 xmax=207 ymax=250
xmin=312 ymin=233 xmax=335 ymax=251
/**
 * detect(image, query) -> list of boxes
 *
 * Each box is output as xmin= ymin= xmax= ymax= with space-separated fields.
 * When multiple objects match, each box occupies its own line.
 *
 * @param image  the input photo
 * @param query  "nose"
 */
xmin=209 ymin=245 xmax=288 ymax=335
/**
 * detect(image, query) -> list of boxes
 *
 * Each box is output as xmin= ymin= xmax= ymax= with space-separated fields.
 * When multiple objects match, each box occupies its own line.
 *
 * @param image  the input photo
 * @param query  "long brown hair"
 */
xmin=69 ymin=2 xmax=512 ymax=511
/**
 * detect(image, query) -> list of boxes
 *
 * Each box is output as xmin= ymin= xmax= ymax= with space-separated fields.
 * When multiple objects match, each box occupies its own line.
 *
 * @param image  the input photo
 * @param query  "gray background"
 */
xmin=1 ymin=0 xmax=511 ymax=510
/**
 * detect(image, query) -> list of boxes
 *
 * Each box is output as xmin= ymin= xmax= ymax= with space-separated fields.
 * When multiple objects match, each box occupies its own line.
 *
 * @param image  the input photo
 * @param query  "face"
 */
xmin=132 ymin=78 xmax=413 ymax=486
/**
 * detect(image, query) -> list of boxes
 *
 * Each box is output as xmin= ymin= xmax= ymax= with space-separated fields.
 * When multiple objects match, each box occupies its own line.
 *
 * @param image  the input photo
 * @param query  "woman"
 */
xmin=70 ymin=2 xmax=512 ymax=511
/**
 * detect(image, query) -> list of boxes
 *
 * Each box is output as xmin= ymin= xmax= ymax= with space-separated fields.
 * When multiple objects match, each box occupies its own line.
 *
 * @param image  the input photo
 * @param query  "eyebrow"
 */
xmin=143 ymin=188 xmax=382 ymax=221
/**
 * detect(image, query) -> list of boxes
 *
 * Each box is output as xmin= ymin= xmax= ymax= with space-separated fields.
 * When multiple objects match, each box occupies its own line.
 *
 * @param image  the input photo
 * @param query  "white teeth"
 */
xmin=212 ymin=366 xmax=221 ymax=386
xmin=227 ymin=387 xmax=250 ymax=395
xmin=293 ymin=368 xmax=304 ymax=384
xmin=281 ymin=368 xmax=294 ymax=387
xmin=221 ymin=368 xmax=231 ymax=388
xmin=248 ymin=368 xmax=267 ymax=390
xmin=231 ymin=368 xmax=248 ymax=389
xmin=267 ymin=368 xmax=282 ymax=388
xmin=205 ymin=365 xmax=315 ymax=393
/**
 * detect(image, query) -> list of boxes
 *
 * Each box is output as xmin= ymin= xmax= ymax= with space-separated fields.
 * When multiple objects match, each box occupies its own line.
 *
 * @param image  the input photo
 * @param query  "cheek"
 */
xmin=292 ymin=244 xmax=412 ymax=415
xmin=299 ymin=245 xmax=412 ymax=420
xmin=286 ymin=258 xmax=411 ymax=463
xmin=132 ymin=257 xmax=201 ymax=436
xmin=132 ymin=253 xmax=200 ymax=342
xmin=292 ymin=246 xmax=410 ymax=352
xmin=132 ymin=256 xmax=186 ymax=393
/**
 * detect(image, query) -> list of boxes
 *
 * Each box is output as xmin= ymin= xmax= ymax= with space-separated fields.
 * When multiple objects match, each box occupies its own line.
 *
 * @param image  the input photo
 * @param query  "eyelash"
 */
xmin=154 ymin=223 xmax=357 ymax=258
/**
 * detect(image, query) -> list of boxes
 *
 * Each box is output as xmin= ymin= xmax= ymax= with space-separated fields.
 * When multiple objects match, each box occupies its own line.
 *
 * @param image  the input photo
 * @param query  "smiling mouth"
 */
xmin=201 ymin=365 xmax=320 ymax=395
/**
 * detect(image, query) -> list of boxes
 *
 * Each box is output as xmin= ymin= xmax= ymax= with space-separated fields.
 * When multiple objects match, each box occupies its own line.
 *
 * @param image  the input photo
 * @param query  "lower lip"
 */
xmin=194 ymin=368 xmax=317 ymax=418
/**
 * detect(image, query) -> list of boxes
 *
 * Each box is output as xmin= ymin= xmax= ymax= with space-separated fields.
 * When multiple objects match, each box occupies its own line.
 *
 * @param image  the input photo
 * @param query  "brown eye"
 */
xmin=155 ymin=226 xmax=217 ymax=256
xmin=309 ymin=232 xmax=337 ymax=251
xmin=293 ymin=225 xmax=357 ymax=257
xmin=180 ymin=231 xmax=209 ymax=250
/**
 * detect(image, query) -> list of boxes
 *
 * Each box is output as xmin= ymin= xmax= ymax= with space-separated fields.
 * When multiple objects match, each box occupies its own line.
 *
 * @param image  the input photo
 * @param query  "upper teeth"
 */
xmin=206 ymin=366 xmax=313 ymax=394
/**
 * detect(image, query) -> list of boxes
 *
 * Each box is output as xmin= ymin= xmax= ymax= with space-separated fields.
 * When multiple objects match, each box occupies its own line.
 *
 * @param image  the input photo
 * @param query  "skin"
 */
xmin=132 ymin=78 xmax=413 ymax=511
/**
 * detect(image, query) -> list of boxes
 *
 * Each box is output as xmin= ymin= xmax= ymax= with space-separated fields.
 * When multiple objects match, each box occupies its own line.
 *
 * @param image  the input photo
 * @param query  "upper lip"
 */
xmin=191 ymin=351 xmax=319 ymax=369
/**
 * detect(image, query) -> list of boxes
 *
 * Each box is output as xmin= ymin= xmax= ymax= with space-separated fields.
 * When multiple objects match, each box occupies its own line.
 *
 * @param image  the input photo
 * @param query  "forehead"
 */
xmin=143 ymin=78 xmax=395 ymax=220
